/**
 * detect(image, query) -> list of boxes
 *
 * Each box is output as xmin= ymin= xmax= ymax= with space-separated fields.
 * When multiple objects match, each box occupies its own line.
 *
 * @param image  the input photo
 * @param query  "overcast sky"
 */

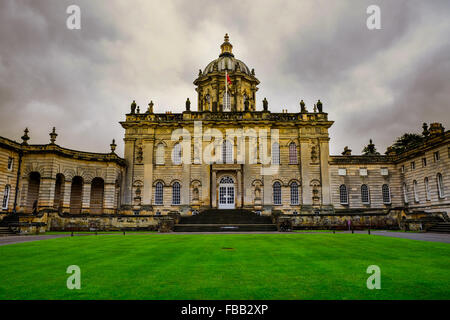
xmin=0 ymin=0 xmax=449 ymax=156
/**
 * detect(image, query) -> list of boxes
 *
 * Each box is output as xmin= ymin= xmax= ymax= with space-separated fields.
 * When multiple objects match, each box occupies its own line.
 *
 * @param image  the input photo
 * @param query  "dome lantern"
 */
xmin=220 ymin=33 xmax=234 ymax=57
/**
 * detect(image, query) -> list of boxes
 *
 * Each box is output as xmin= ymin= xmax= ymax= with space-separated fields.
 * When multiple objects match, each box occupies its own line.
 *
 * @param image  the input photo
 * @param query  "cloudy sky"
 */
xmin=0 ymin=0 xmax=449 ymax=156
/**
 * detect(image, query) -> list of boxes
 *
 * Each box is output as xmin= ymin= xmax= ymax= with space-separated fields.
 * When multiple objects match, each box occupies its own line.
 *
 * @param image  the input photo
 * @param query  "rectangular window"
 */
xmin=359 ymin=168 xmax=368 ymax=176
xmin=410 ymin=162 xmax=415 ymax=170
xmin=400 ymin=165 xmax=405 ymax=174
xmin=422 ymin=157 xmax=427 ymax=167
xmin=380 ymin=168 xmax=389 ymax=176
xmin=7 ymin=157 xmax=13 ymax=171
xmin=338 ymin=168 xmax=347 ymax=176
xmin=434 ymin=151 xmax=440 ymax=162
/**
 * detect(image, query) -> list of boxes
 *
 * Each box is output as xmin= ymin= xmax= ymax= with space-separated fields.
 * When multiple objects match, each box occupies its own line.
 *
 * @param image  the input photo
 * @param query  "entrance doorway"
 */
xmin=218 ymin=176 xmax=235 ymax=209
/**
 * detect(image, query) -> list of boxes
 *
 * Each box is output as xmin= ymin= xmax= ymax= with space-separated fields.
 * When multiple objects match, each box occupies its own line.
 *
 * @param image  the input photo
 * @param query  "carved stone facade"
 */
xmin=0 ymin=35 xmax=448 ymax=232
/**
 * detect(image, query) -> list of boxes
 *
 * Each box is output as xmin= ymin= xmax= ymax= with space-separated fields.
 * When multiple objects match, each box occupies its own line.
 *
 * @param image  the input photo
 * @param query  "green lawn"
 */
xmin=0 ymin=233 xmax=448 ymax=300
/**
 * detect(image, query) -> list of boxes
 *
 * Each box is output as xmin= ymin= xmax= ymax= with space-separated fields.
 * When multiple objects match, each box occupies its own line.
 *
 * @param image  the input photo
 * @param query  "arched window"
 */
xmin=222 ymin=140 xmax=233 ymax=164
xmin=223 ymin=91 xmax=231 ymax=111
xmin=413 ymin=180 xmax=419 ymax=202
xmin=339 ymin=184 xmax=348 ymax=205
xmin=70 ymin=176 xmax=83 ymax=214
xmin=205 ymin=93 xmax=211 ymax=111
xmin=382 ymin=184 xmax=391 ymax=204
xmin=172 ymin=182 xmax=181 ymax=205
xmin=437 ymin=173 xmax=445 ymax=198
xmin=361 ymin=184 xmax=370 ymax=204
xmin=424 ymin=177 xmax=431 ymax=200
xmin=289 ymin=142 xmax=298 ymax=164
xmin=90 ymin=177 xmax=105 ymax=214
xmin=156 ymin=143 xmax=165 ymax=165
xmin=403 ymin=183 xmax=408 ymax=204
xmin=272 ymin=142 xmax=280 ymax=165
xmin=27 ymin=172 xmax=41 ymax=213
xmin=155 ymin=182 xmax=164 ymax=205
xmin=273 ymin=182 xmax=282 ymax=205
xmin=2 ymin=185 xmax=10 ymax=210
xmin=172 ymin=143 xmax=182 ymax=165
xmin=290 ymin=182 xmax=299 ymax=205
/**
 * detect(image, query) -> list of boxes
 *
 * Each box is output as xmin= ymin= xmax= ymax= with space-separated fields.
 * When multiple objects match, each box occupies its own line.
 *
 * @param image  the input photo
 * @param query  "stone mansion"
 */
xmin=0 ymin=35 xmax=448 ymax=232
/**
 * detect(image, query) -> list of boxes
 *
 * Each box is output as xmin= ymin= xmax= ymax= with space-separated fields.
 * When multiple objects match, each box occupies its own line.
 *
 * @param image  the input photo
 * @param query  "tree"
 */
xmin=386 ymin=133 xmax=424 ymax=155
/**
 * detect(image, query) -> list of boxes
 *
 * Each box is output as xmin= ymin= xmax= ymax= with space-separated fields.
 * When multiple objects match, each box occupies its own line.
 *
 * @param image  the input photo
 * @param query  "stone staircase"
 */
xmin=0 ymin=226 xmax=16 ymax=236
xmin=427 ymin=222 xmax=450 ymax=233
xmin=174 ymin=209 xmax=278 ymax=232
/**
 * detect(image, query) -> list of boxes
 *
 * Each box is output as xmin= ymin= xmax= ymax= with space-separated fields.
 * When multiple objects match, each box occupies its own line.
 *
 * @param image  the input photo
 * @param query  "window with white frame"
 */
xmin=290 ymin=182 xmax=299 ymax=205
xmin=172 ymin=143 xmax=182 ymax=165
xmin=361 ymin=184 xmax=370 ymax=204
xmin=437 ymin=173 xmax=445 ymax=198
xmin=339 ymin=184 xmax=348 ymax=205
xmin=172 ymin=182 xmax=181 ymax=205
xmin=223 ymin=91 xmax=231 ymax=112
xmin=155 ymin=182 xmax=164 ymax=205
xmin=424 ymin=177 xmax=431 ymax=200
xmin=403 ymin=183 xmax=408 ymax=204
xmin=400 ymin=165 xmax=405 ymax=174
xmin=411 ymin=162 xmax=415 ymax=170
xmin=289 ymin=143 xmax=298 ymax=164
xmin=156 ymin=143 xmax=165 ymax=165
xmin=272 ymin=142 xmax=280 ymax=165
xmin=7 ymin=157 xmax=13 ymax=171
xmin=338 ymin=168 xmax=347 ymax=176
xmin=382 ymin=184 xmax=391 ymax=204
xmin=380 ymin=168 xmax=389 ymax=176
xmin=413 ymin=180 xmax=419 ymax=202
xmin=273 ymin=182 xmax=281 ymax=205
xmin=2 ymin=185 xmax=10 ymax=210
xmin=359 ymin=168 xmax=368 ymax=176
xmin=222 ymin=140 xmax=233 ymax=164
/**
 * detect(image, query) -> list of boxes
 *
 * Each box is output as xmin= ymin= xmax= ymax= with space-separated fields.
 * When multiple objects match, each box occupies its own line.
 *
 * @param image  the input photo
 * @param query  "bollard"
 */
xmin=333 ymin=230 xmax=335 ymax=234
xmin=368 ymin=229 xmax=371 ymax=235
xmin=352 ymin=229 xmax=354 ymax=234
xmin=71 ymin=231 xmax=74 ymax=237
xmin=123 ymin=231 xmax=125 ymax=236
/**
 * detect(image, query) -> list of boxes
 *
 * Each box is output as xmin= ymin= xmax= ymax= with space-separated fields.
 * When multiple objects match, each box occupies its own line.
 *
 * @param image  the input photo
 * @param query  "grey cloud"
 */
xmin=0 ymin=0 xmax=449 ymax=157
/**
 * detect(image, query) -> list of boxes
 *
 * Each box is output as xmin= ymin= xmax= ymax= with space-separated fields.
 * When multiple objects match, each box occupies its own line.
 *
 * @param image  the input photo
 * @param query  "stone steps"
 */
xmin=428 ymin=222 xmax=450 ymax=233
xmin=0 ymin=226 xmax=16 ymax=236
xmin=174 ymin=224 xmax=277 ymax=232
xmin=175 ymin=209 xmax=277 ymax=232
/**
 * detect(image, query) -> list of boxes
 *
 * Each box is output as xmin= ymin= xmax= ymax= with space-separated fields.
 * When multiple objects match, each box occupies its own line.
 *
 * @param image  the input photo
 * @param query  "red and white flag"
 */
xmin=226 ymin=71 xmax=232 ymax=86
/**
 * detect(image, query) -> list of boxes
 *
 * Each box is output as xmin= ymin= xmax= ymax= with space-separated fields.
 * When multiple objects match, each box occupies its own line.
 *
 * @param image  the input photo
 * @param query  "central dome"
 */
xmin=202 ymin=34 xmax=253 ymax=76
xmin=203 ymin=56 xmax=252 ymax=75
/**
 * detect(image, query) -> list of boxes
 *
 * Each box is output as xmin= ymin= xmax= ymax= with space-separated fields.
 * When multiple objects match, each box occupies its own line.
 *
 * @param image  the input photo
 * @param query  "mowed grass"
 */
xmin=0 ymin=234 xmax=448 ymax=300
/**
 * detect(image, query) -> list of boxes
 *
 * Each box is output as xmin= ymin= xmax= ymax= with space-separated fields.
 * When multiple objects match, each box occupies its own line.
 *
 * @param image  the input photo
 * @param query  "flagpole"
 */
xmin=225 ymin=70 xmax=228 ymax=111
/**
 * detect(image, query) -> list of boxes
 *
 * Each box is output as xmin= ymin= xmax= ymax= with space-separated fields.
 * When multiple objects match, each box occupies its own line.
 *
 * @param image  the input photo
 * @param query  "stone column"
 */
xmin=103 ymin=182 xmax=116 ymax=214
xmin=62 ymin=180 xmax=72 ymax=212
xmin=236 ymin=169 xmax=242 ymax=208
xmin=122 ymin=138 xmax=135 ymax=207
xmin=142 ymin=139 xmax=154 ymax=210
xmin=211 ymin=170 xmax=217 ymax=208
xmin=81 ymin=182 xmax=91 ymax=213
xmin=38 ymin=177 xmax=55 ymax=209
xmin=19 ymin=176 xmax=29 ymax=212
xmin=300 ymin=137 xmax=313 ymax=207
xmin=319 ymin=137 xmax=332 ymax=206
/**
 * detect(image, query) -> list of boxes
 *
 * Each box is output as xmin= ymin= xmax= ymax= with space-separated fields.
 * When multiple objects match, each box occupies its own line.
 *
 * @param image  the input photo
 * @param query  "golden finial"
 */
xmin=224 ymin=33 xmax=229 ymax=42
